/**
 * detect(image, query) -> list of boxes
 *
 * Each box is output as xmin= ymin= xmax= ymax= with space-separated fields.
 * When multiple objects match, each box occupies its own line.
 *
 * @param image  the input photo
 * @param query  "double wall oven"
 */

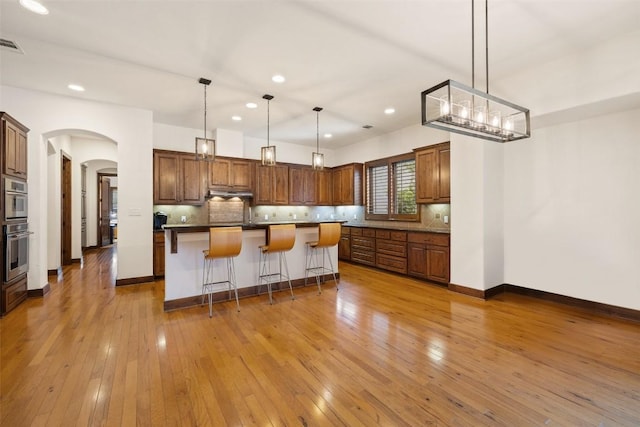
xmin=3 ymin=176 xmax=29 ymax=283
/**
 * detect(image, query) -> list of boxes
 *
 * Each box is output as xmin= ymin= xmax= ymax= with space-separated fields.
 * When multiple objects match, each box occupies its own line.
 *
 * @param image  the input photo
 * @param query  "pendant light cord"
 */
xmin=203 ymin=84 xmax=207 ymax=139
xmin=471 ymin=0 xmax=490 ymax=94
xmin=471 ymin=0 xmax=475 ymax=90
xmin=316 ymin=111 xmax=319 ymax=152
xmin=485 ymin=0 xmax=489 ymax=94
xmin=267 ymin=99 xmax=270 ymax=148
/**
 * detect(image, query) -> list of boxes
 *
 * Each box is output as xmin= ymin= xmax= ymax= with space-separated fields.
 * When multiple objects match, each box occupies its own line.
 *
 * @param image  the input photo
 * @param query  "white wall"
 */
xmin=1 ymin=85 xmax=153 ymax=288
xmin=243 ymin=136 xmax=337 ymax=166
xmin=153 ymin=123 xmax=244 ymax=158
xmin=503 ymin=108 xmax=640 ymax=310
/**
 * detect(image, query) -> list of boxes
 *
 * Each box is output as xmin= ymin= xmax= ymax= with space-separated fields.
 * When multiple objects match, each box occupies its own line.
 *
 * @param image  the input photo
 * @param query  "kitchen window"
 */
xmin=365 ymin=153 xmax=418 ymax=221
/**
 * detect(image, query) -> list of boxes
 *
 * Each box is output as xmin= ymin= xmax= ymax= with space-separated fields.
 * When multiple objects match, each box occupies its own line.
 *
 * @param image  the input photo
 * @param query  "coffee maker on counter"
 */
xmin=153 ymin=212 xmax=168 ymax=230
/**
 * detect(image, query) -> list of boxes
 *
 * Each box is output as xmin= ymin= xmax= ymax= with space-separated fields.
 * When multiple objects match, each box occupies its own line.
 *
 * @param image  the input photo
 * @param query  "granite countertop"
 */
xmin=162 ymin=220 xmax=347 ymax=231
xmin=161 ymin=220 xmax=449 ymax=234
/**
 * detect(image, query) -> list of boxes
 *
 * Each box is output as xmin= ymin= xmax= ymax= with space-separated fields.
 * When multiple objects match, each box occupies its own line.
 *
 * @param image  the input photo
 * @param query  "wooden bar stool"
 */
xmin=258 ymin=224 xmax=296 ymax=304
xmin=305 ymin=222 xmax=341 ymax=293
xmin=202 ymin=226 xmax=242 ymax=317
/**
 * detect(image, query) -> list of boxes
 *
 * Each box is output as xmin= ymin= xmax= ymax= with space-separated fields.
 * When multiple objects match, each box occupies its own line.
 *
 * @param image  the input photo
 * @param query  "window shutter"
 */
xmin=367 ymin=164 xmax=389 ymax=215
xmin=392 ymin=159 xmax=417 ymax=215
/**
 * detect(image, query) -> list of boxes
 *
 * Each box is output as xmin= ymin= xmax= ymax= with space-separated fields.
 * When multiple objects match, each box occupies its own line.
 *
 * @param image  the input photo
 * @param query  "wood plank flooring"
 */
xmin=1 ymin=246 xmax=639 ymax=426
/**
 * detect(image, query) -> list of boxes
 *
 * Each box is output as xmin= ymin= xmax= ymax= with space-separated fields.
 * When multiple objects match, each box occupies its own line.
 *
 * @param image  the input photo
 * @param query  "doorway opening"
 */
xmin=98 ymin=173 xmax=118 ymax=247
xmin=61 ymin=153 xmax=72 ymax=265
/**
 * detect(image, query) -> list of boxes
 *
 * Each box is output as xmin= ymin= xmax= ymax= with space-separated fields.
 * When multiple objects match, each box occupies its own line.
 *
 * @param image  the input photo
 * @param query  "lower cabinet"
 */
xmin=2 ymin=275 xmax=28 ymax=315
xmin=153 ymin=231 xmax=165 ymax=277
xmin=350 ymin=228 xmax=376 ymax=266
xmin=338 ymin=227 xmax=351 ymax=260
xmin=345 ymin=226 xmax=450 ymax=285
xmin=407 ymin=232 xmax=450 ymax=284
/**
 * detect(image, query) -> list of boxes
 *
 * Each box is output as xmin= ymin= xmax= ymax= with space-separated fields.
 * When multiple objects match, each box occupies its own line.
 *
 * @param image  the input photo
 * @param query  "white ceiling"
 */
xmin=1 ymin=0 xmax=639 ymax=148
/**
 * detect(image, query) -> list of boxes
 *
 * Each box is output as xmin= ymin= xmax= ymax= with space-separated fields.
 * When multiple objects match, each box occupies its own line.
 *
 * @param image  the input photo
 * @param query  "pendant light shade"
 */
xmin=312 ymin=106 xmax=324 ymax=170
xmin=421 ymin=0 xmax=530 ymax=142
xmin=261 ymin=94 xmax=276 ymax=166
xmin=196 ymin=77 xmax=216 ymax=161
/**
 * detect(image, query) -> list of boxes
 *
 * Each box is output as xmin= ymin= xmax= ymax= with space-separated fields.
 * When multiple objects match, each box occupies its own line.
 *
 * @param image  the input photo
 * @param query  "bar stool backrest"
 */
xmin=265 ymin=224 xmax=296 ymax=252
xmin=207 ymin=226 xmax=243 ymax=258
xmin=316 ymin=223 xmax=341 ymax=248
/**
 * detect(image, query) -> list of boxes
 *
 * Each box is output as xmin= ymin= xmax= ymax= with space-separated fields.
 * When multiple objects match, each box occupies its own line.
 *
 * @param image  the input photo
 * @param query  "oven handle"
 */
xmin=6 ymin=231 xmax=34 ymax=238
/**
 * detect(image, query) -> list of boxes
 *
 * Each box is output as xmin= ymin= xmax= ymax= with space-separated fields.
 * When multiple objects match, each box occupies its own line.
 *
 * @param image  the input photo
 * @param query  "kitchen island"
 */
xmin=162 ymin=222 xmax=342 ymax=311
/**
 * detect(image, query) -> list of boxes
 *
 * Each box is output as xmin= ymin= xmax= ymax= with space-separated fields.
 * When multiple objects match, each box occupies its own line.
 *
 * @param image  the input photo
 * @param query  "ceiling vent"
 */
xmin=362 ymin=125 xmax=373 ymax=129
xmin=0 ymin=38 xmax=25 ymax=54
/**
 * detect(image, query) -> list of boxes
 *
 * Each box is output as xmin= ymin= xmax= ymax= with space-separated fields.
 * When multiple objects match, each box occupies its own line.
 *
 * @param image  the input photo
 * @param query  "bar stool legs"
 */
xmin=202 ymin=257 xmax=240 ymax=317
xmin=304 ymin=244 xmax=338 ymax=293
xmin=258 ymin=250 xmax=295 ymax=304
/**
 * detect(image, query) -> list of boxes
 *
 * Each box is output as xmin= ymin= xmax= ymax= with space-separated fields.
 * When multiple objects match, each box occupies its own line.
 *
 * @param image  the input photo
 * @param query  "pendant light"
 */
xmin=260 ymin=94 xmax=276 ymax=166
xmin=195 ymin=77 xmax=216 ymax=161
xmin=421 ymin=0 xmax=530 ymax=142
xmin=311 ymin=107 xmax=324 ymax=170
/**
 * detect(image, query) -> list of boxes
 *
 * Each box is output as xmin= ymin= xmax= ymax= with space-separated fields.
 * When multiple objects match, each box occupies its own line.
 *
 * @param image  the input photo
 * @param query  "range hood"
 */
xmin=206 ymin=189 xmax=253 ymax=199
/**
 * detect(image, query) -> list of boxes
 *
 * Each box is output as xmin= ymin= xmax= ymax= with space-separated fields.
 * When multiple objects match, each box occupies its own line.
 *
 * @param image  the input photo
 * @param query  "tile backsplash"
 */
xmin=154 ymin=202 xmax=450 ymax=232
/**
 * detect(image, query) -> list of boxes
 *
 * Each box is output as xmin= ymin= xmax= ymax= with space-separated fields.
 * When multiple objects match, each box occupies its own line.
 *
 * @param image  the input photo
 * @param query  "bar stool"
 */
xmin=202 ymin=226 xmax=242 ymax=317
xmin=305 ymin=222 xmax=341 ymax=293
xmin=258 ymin=224 xmax=296 ymax=304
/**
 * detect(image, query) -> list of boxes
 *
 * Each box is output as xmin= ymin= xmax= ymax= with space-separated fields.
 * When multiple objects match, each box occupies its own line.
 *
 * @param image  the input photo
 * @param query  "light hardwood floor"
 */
xmin=1 ymin=246 xmax=639 ymax=426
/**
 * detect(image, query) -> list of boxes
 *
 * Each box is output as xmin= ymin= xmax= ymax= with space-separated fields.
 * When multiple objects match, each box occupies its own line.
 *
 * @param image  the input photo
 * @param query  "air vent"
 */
xmin=0 ymin=38 xmax=25 ymax=54
xmin=362 ymin=125 xmax=373 ymax=129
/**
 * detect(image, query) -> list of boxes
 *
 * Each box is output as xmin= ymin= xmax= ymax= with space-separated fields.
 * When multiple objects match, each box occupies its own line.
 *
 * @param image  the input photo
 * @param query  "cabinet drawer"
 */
xmin=376 ymin=253 xmax=407 ymax=274
xmin=351 ymin=236 xmax=375 ymax=251
xmin=362 ymin=228 xmax=376 ymax=237
xmin=3 ymin=275 xmax=28 ymax=313
xmin=376 ymin=239 xmax=407 ymax=257
xmin=154 ymin=231 xmax=165 ymax=244
xmin=351 ymin=250 xmax=375 ymax=266
xmin=374 ymin=230 xmax=407 ymax=241
xmin=407 ymin=232 xmax=449 ymax=247
xmin=341 ymin=227 xmax=351 ymax=236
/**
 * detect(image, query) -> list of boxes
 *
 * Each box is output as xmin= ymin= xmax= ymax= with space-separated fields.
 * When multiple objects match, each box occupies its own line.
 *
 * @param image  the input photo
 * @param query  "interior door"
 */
xmin=61 ymin=154 xmax=72 ymax=265
xmin=99 ymin=177 xmax=111 ymax=246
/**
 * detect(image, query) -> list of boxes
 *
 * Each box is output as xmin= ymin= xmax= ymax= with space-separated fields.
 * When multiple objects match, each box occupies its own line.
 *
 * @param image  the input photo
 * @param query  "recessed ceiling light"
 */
xmin=384 ymin=107 xmax=395 ymax=115
xmin=19 ymin=0 xmax=49 ymax=15
xmin=231 ymin=115 xmax=242 ymax=121
xmin=324 ymin=133 xmax=332 ymax=138
xmin=246 ymin=102 xmax=257 ymax=109
xmin=68 ymin=84 xmax=85 ymax=92
xmin=272 ymin=74 xmax=286 ymax=83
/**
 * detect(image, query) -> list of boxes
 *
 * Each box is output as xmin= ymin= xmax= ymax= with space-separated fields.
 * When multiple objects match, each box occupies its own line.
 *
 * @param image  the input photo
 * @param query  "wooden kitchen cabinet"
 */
xmin=153 ymin=149 xmax=207 ymax=205
xmin=316 ymin=169 xmax=333 ymax=205
xmin=153 ymin=231 xmax=165 ymax=277
xmin=375 ymin=229 xmax=407 ymax=274
xmin=2 ymin=275 xmax=28 ymax=315
xmin=350 ymin=227 xmax=376 ymax=266
xmin=1 ymin=112 xmax=29 ymax=179
xmin=254 ymin=164 xmax=289 ymax=205
xmin=338 ymin=226 xmax=351 ymax=261
xmin=414 ymin=142 xmax=450 ymax=203
xmin=289 ymin=166 xmax=316 ymax=205
xmin=332 ymin=163 xmax=363 ymax=206
xmin=407 ymin=232 xmax=450 ymax=283
xmin=208 ymin=157 xmax=253 ymax=190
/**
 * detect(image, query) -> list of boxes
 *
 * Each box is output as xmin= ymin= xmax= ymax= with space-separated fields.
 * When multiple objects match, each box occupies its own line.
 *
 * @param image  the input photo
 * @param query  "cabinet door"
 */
xmin=273 ymin=165 xmax=289 ymax=205
xmin=208 ymin=158 xmax=231 ymax=188
xmin=407 ymin=243 xmax=427 ymax=278
xmin=437 ymin=146 xmax=450 ymax=201
xmin=153 ymin=151 xmax=180 ymax=204
xmin=153 ymin=232 xmax=165 ymax=277
xmin=339 ymin=165 xmax=354 ymax=205
xmin=180 ymin=155 xmax=206 ymax=204
xmin=415 ymin=148 xmax=437 ymax=203
xmin=426 ymin=246 xmax=450 ymax=283
xmin=332 ymin=167 xmax=344 ymax=205
xmin=303 ymin=168 xmax=317 ymax=205
xmin=3 ymin=119 xmax=28 ymax=178
xmin=289 ymin=167 xmax=305 ymax=205
xmin=316 ymin=169 xmax=332 ymax=205
xmin=338 ymin=235 xmax=351 ymax=260
xmin=230 ymin=160 xmax=252 ymax=190
xmin=254 ymin=165 xmax=273 ymax=205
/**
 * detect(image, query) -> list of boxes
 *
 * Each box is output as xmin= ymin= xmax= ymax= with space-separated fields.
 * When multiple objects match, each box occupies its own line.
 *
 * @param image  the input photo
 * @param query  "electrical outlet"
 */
xmin=444 ymin=215 xmax=449 ymax=224
xmin=180 ymin=215 xmax=187 ymax=223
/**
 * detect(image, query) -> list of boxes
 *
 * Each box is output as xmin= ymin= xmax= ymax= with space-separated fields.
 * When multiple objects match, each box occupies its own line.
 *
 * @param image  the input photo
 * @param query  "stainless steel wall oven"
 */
xmin=4 ymin=222 xmax=29 ymax=282
xmin=4 ymin=177 xmax=28 ymax=220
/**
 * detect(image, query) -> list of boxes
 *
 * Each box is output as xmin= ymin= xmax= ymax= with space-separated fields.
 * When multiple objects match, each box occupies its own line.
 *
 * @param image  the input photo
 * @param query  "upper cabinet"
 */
xmin=254 ymin=164 xmax=289 ymax=205
xmin=316 ymin=169 xmax=333 ymax=206
xmin=289 ymin=166 xmax=317 ymax=206
xmin=414 ymin=142 xmax=450 ymax=204
xmin=1 ymin=113 xmax=29 ymax=179
xmin=208 ymin=157 xmax=253 ymax=191
xmin=153 ymin=149 xmax=207 ymax=205
xmin=332 ymin=163 xmax=363 ymax=206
